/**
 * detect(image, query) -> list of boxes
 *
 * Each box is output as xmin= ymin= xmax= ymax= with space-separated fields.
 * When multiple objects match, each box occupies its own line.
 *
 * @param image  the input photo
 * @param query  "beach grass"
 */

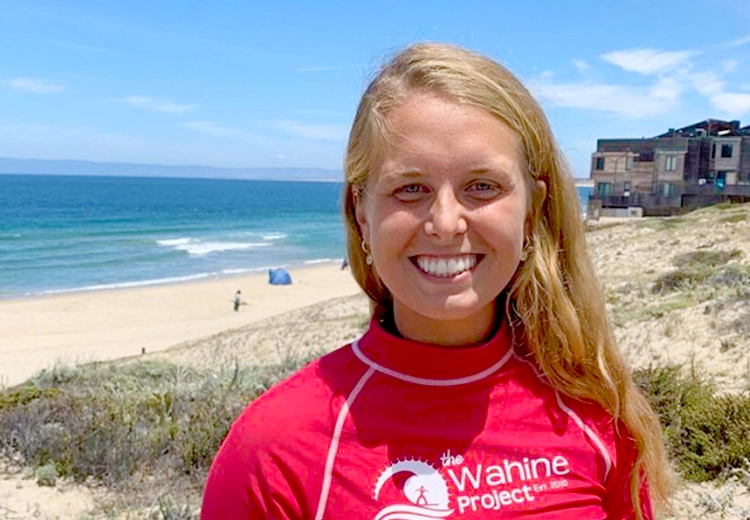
xmin=4 ymin=353 xmax=750 ymax=516
xmin=0 ymin=356 xmax=315 ymax=517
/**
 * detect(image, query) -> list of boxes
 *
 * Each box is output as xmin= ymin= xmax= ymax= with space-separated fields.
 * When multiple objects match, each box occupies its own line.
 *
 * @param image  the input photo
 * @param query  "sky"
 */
xmin=1 ymin=0 xmax=750 ymax=178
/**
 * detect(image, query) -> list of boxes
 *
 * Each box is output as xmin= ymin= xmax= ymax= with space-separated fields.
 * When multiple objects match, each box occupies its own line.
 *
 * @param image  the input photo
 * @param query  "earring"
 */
xmin=361 ymin=239 xmax=373 ymax=265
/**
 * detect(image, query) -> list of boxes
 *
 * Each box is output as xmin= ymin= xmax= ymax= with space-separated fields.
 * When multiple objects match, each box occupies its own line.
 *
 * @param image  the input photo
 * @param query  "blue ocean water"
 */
xmin=0 ymin=174 xmax=593 ymax=300
xmin=0 ymin=174 xmax=346 ymax=299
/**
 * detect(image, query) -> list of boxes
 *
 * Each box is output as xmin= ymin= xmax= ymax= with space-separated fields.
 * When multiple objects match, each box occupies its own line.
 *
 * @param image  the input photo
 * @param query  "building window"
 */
xmin=626 ymin=156 xmax=633 ymax=170
xmin=721 ymin=144 xmax=733 ymax=158
xmin=665 ymin=156 xmax=677 ymax=171
xmin=596 ymin=182 xmax=612 ymax=197
xmin=712 ymin=143 xmax=716 ymax=159
xmin=717 ymin=171 xmax=727 ymax=189
xmin=595 ymin=157 xmax=605 ymax=170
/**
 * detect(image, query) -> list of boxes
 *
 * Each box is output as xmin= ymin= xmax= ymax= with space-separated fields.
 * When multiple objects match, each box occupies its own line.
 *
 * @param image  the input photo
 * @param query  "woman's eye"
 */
xmin=394 ymin=184 xmax=428 ymax=200
xmin=467 ymin=182 xmax=500 ymax=198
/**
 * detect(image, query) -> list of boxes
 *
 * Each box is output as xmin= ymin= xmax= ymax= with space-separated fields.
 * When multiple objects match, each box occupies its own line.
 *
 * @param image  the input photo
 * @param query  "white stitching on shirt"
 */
xmin=554 ymin=391 xmax=613 ymax=482
xmin=314 ymin=366 xmax=376 ymax=520
xmin=512 ymin=351 xmax=613 ymax=482
xmin=351 ymin=339 xmax=513 ymax=387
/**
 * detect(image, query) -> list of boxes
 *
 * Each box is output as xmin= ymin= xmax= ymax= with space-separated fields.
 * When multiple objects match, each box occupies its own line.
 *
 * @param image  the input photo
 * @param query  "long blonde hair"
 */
xmin=343 ymin=43 xmax=672 ymax=516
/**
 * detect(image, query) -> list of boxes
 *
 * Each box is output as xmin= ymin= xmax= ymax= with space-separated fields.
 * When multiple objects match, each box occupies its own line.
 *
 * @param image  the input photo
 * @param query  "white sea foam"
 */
xmin=156 ymin=238 xmax=191 ymax=246
xmin=39 ymin=273 xmax=215 ymax=295
xmin=222 ymin=266 xmax=275 ymax=275
xmin=157 ymin=238 xmax=270 ymax=256
xmin=261 ymin=232 xmax=287 ymax=240
xmin=178 ymin=242 xmax=269 ymax=256
xmin=303 ymin=258 xmax=338 ymax=265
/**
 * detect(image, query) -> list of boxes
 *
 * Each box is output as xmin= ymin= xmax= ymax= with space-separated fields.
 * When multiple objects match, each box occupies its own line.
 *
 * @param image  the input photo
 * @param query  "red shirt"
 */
xmin=201 ymin=318 xmax=651 ymax=519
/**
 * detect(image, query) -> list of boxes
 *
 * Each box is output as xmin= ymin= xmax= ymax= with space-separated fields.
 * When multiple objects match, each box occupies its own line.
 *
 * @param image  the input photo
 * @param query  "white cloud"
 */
xmin=274 ymin=120 xmax=348 ymax=140
xmin=688 ymin=70 xmax=724 ymax=96
xmin=602 ymin=48 xmax=695 ymax=75
xmin=125 ymin=96 xmax=196 ymax=114
xmin=709 ymin=92 xmax=750 ymax=115
xmin=537 ymin=43 xmax=750 ymax=119
xmin=183 ymin=121 xmax=242 ymax=138
xmin=8 ymin=78 xmax=66 ymax=94
xmin=533 ymin=81 xmax=677 ymax=118
xmin=723 ymin=60 xmax=739 ymax=73
xmin=182 ymin=120 xmax=278 ymax=146
xmin=649 ymin=76 xmax=683 ymax=103
xmin=572 ymin=59 xmax=589 ymax=74
xmin=727 ymin=35 xmax=750 ymax=48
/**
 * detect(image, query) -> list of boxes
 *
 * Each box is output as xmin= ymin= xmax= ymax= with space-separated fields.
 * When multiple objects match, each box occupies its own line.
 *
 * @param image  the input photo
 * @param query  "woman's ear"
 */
xmin=354 ymin=186 xmax=369 ymax=237
xmin=534 ymin=179 xmax=547 ymax=209
xmin=526 ymin=179 xmax=547 ymax=235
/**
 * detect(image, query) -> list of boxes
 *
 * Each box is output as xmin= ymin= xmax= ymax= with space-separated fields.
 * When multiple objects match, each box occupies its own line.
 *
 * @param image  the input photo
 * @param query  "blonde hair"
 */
xmin=343 ymin=43 xmax=672 ymax=516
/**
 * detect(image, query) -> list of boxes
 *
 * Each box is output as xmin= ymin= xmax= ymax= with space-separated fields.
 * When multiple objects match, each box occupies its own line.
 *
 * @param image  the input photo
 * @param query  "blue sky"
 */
xmin=1 ymin=0 xmax=749 ymax=178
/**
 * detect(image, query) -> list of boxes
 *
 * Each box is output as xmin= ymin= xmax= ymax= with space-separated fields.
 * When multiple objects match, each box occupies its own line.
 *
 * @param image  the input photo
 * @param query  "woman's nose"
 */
xmin=424 ymin=188 xmax=468 ymax=239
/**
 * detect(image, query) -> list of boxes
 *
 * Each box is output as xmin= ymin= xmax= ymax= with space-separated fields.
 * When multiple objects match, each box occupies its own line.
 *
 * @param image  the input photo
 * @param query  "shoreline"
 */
xmin=0 ymin=257 xmax=348 ymax=303
xmin=0 ymin=261 xmax=363 ymax=388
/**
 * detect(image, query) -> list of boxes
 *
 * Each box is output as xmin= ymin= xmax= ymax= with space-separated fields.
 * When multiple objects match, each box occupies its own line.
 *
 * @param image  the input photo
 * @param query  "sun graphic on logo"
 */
xmin=373 ymin=459 xmax=453 ymax=520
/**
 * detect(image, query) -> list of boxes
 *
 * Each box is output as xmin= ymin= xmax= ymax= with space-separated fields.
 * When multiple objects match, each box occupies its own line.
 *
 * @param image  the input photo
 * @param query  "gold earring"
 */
xmin=361 ymin=239 xmax=373 ymax=265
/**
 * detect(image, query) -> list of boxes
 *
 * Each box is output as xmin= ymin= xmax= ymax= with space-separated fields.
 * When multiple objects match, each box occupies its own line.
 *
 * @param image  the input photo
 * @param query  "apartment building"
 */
xmin=589 ymin=119 xmax=750 ymax=217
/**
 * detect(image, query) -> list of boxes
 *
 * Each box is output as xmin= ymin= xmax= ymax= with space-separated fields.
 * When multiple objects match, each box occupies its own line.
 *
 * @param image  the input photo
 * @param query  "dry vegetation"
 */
xmin=3 ymin=203 xmax=750 ymax=519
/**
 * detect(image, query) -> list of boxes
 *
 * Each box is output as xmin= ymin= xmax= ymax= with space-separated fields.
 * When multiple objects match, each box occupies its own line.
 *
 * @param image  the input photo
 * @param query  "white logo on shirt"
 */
xmin=372 ymin=450 xmax=571 ymax=517
xmin=373 ymin=459 xmax=454 ymax=519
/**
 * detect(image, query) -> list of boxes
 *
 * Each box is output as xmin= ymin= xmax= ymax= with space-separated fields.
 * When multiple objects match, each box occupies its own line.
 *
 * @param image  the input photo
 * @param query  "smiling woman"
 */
xmin=201 ymin=43 xmax=673 ymax=520
xmin=353 ymin=93 xmax=533 ymax=346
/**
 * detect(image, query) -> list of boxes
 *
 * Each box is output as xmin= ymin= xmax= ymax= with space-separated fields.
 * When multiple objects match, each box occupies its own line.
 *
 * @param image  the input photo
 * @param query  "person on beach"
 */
xmin=233 ymin=289 xmax=242 ymax=312
xmin=201 ymin=43 xmax=672 ymax=519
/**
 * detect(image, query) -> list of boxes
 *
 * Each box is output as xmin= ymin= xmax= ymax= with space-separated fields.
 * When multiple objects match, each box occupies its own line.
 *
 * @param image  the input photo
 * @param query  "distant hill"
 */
xmin=0 ymin=157 xmax=343 ymax=182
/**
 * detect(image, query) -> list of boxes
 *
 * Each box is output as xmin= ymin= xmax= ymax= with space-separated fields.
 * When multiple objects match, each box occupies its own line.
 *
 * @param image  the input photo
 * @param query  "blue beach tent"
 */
xmin=268 ymin=268 xmax=292 ymax=285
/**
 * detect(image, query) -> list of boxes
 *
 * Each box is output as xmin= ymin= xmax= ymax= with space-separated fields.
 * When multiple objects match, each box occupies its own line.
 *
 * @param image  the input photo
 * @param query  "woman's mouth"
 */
xmin=413 ymin=254 xmax=480 ymax=278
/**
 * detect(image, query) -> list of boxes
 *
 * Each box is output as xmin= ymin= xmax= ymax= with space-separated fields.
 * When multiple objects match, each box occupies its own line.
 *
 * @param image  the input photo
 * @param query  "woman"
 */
xmin=201 ymin=43 xmax=672 ymax=519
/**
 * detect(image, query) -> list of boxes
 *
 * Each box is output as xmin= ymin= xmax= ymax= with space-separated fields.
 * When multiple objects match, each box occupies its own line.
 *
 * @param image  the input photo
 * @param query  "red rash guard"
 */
xmin=201 ymin=318 xmax=651 ymax=519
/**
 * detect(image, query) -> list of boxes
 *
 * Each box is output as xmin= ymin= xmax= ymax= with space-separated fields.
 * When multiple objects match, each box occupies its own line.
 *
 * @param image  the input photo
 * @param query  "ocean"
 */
xmin=0 ymin=174 xmax=346 ymax=299
xmin=0 ymin=174 xmax=593 ymax=300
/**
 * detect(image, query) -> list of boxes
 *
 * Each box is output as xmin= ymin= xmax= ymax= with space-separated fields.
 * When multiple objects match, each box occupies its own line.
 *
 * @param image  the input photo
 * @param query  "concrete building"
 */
xmin=589 ymin=119 xmax=750 ymax=217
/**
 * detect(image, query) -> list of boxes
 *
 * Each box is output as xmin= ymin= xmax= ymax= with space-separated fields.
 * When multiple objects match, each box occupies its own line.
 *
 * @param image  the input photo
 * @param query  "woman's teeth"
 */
xmin=416 ymin=255 xmax=477 ymax=277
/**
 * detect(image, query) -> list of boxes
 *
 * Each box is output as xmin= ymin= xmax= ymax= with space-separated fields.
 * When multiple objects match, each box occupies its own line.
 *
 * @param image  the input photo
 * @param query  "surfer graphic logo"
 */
xmin=373 ymin=459 xmax=454 ymax=519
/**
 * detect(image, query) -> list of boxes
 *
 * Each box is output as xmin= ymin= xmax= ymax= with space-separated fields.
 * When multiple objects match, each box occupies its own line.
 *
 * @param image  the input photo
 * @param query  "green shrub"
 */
xmin=672 ymin=250 xmax=742 ymax=269
xmin=148 ymin=496 xmax=198 ymax=520
xmin=0 ymin=357 xmax=312 ymax=489
xmin=708 ymin=264 xmax=750 ymax=287
xmin=0 ymin=385 xmax=61 ymax=410
xmin=652 ymin=249 xmax=743 ymax=293
xmin=634 ymin=365 xmax=750 ymax=482
xmin=36 ymin=462 xmax=58 ymax=486
xmin=652 ymin=267 xmax=711 ymax=293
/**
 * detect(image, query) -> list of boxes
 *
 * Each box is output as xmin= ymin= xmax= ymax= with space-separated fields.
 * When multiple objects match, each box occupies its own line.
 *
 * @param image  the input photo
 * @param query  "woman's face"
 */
xmin=356 ymin=93 xmax=534 ymax=346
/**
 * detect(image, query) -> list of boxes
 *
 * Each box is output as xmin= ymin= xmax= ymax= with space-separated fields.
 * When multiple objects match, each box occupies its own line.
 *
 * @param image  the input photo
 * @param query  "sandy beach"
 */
xmin=0 ymin=262 xmax=362 ymax=388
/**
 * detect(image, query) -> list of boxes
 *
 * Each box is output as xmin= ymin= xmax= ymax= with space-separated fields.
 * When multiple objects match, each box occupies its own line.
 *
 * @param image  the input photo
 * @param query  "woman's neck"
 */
xmin=388 ymin=301 xmax=499 ymax=348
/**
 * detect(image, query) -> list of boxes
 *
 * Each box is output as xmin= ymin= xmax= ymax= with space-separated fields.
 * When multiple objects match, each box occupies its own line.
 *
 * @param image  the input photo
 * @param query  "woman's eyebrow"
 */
xmin=467 ymin=166 xmax=515 ymax=180
xmin=379 ymin=169 xmax=424 ymax=181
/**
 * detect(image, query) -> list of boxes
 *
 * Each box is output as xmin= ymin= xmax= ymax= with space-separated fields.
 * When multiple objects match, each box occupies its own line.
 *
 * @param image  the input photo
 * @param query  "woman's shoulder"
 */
xmin=226 ymin=342 xmax=369 ymax=444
